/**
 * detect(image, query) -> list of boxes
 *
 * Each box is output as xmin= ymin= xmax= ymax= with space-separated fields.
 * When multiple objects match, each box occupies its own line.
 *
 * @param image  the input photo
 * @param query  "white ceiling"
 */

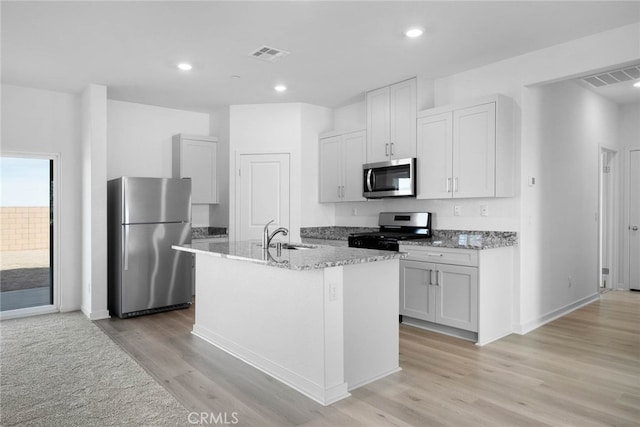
xmin=2 ymin=1 xmax=640 ymax=112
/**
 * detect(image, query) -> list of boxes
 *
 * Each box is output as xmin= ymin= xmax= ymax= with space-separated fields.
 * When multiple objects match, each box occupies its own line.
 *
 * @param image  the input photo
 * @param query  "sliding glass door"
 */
xmin=0 ymin=156 xmax=55 ymax=312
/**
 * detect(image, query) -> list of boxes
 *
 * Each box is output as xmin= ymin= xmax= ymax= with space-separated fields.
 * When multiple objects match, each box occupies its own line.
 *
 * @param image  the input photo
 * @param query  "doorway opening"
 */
xmin=598 ymin=147 xmax=618 ymax=292
xmin=0 ymin=155 xmax=57 ymax=315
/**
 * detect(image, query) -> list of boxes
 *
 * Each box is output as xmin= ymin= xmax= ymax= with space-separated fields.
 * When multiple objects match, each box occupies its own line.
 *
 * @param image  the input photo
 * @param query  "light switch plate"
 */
xmin=454 ymin=205 xmax=461 ymax=216
xmin=480 ymin=205 xmax=489 ymax=216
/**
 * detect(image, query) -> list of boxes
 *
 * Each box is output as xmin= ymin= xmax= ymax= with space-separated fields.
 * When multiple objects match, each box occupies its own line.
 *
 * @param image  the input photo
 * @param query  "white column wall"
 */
xmin=81 ymin=84 xmax=109 ymax=320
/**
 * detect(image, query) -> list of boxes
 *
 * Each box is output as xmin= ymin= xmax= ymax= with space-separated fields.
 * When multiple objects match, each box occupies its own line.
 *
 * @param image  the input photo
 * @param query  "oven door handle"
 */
xmin=366 ymin=169 xmax=374 ymax=192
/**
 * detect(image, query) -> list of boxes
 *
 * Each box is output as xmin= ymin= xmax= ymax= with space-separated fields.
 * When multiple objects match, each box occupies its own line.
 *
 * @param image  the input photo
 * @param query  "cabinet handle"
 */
xmin=631 ymin=226 xmax=639 ymax=231
xmin=427 ymin=253 xmax=443 ymax=257
xmin=453 ymin=177 xmax=459 ymax=193
xmin=426 ymin=269 xmax=432 ymax=286
xmin=337 ymin=186 xmax=341 ymax=198
xmin=390 ymin=142 xmax=395 ymax=156
xmin=447 ymin=178 xmax=452 ymax=193
xmin=341 ymin=186 xmax=345 ymax=198
xmin=433 ymin=270 xmax=439 ymax=286
xmin=385 ymin=143 xmax=389 ymax=156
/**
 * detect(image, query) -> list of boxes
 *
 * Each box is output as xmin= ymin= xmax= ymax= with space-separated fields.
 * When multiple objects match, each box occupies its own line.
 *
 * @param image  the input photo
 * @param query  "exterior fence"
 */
xmin=0 ymin=207 xmax=50 ymax=251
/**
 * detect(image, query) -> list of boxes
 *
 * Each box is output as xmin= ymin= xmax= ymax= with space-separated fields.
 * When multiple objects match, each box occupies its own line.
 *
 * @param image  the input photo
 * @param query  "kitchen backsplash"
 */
xmin=192 ymin=227 xmax=227 ymax=238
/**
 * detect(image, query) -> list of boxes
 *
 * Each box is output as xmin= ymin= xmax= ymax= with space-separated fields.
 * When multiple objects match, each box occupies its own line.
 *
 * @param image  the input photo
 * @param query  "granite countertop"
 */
xmin=400 ymin=231 xmax=518 ymax=250
xmin=173 ymin=240 xmax=405 ymax=271
xmin=300 ymin=227 xmax=517 ymax=250
xmin=193 ymin=234 xmax=228 ymax=240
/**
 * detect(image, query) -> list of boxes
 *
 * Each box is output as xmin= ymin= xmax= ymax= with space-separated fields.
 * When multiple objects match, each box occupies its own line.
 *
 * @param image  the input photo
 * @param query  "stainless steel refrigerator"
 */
xmin=107 ymin=177 xmax=192 ymax=318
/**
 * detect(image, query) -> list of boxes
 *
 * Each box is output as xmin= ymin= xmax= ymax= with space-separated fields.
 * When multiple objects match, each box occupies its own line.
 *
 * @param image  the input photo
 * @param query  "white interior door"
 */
xmin=238 ymin=153 xmax=290 ymax=242
xmin=629 ymin=150 xmax=640 ymax=290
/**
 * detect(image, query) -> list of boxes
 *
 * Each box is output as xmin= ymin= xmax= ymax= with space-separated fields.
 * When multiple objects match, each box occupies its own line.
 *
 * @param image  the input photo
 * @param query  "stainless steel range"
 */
xmin=348 ymin=212 xmax=432 ymax=251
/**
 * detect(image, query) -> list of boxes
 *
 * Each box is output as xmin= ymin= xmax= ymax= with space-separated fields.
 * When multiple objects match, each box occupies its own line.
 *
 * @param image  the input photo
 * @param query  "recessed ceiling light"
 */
xmin=634 ymin=81 xmax=640 ymax=88
xmin=177 ymin=63 xmax=193 ymax=71
xmin=274 ymin=85 xmax=287 ymax=92
xmin=405 ymin=28 xmax=424 ymax=38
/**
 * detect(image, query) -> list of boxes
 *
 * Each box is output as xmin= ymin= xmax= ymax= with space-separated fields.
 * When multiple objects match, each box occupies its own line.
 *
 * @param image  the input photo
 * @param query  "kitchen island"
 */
xmin=172 ymin=241 xmax=405 ymax=405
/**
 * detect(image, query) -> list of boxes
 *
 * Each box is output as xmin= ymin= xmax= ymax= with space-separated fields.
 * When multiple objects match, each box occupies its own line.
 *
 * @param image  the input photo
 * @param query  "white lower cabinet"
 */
xmin=399 ymin=245 xmax=513 ymax=345
xmin=400 ymin=260 xmax=478 ymax=332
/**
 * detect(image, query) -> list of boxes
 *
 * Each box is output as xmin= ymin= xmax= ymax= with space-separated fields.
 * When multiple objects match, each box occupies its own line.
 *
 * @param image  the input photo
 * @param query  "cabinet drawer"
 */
xmin=399 ymin=245 xmax=478 ymax=267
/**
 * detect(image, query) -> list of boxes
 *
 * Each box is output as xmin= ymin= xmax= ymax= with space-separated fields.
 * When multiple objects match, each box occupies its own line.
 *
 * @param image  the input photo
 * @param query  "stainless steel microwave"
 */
xmin=363 ymin=158 xmax=416 ymax=198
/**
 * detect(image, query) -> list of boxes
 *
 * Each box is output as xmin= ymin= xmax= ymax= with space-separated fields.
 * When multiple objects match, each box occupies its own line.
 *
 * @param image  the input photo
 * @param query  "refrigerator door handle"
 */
xmin=123 ymin=225 xmax=129 ymax=271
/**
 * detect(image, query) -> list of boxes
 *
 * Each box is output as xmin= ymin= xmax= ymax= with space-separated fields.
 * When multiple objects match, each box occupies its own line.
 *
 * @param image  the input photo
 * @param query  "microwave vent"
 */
xmin=582 ymin=65 xmax=640 ymax=87
xmin=248 ymin=45 xmax=290 ymax=63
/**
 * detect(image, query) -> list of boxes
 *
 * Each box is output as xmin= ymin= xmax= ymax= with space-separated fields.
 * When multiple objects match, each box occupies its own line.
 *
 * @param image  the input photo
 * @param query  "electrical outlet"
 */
xmin=454 ymin=205 xmax=461 ymax=216
xmin=480 ymin=205 xmax=489 ymax=217
xmin=352 ymin=208 xmax=358 ymax=216
xmin=329 ymin=284 xmax=338 ymax=301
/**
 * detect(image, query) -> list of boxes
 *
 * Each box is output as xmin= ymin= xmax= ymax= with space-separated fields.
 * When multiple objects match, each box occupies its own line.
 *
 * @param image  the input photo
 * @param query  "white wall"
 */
xmin=523 ymin=80 xmax=619 ymax=329
xmin=430 ymin=23 xmax=639 ymax=331
xmin=106 ymin=100 xmax=211 ymax=226
xmin=209 ymin=106 xmax=230 ymax=228
xmin=228 ymin=103 xmax=332 ymax=240
xmin=1 ymin=84 xmax=82 ymax=312
xmin=301 ymin=104 xmax=334 ymax=226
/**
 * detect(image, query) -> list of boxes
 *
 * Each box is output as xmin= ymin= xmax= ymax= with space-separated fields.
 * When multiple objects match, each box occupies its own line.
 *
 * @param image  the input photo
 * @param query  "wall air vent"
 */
xmin=582 ymin=65 xmax=640 ymax=87
xmin=249 ymin=45 xmax=290 ymax=63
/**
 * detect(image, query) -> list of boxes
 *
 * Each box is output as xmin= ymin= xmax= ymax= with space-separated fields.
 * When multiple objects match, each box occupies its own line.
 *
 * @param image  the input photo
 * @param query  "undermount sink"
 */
xmin=257 ymin=243 xmax=318 ymax=251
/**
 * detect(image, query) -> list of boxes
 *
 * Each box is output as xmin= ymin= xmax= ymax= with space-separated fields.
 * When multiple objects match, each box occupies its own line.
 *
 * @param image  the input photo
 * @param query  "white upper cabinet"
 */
xmin=319 ymin=129 xmax=366 ymax=203
xmin=453 ymin=103 xmax=496 ymax=198
xmin=367 ymin=78 xmax=417 ymax=163
xmin=172 ymin=134 xmax=218 ymax=204
xmin=417 ymin=94 xmax=514 ymax=199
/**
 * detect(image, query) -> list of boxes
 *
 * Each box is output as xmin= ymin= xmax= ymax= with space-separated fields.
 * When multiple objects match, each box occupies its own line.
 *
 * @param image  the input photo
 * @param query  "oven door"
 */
xmin=348 ymin=235 xmax=399 ymax=252
xmin=363 ymin=158 xmax=415 ymax=198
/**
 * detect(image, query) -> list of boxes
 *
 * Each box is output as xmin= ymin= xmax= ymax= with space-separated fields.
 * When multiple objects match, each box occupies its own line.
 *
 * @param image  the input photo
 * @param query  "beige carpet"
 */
xmin=0 ymin=312 xmax=191 ymax=426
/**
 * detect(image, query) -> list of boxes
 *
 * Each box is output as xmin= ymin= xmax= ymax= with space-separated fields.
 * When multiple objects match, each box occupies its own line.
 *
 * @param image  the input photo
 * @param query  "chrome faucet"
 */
xmin=262 ymin=220 xmax=289 ymax=249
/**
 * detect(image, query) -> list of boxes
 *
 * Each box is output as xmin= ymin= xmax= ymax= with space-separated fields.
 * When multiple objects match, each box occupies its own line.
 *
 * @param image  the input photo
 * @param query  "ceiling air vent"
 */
xmin=582 ymin=65 xmax=640 ymax=87
xmin=249 ymin=45 xmax=290 ymax=63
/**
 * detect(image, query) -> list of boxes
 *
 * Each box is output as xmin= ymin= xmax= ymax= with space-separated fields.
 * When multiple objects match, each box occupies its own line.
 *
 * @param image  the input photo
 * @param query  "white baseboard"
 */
xmin=514 ymin=293 xmax=600 ymax=335
xmin=80 ymin=305 xmax=110 ymax=321
xmin=192 ymin=324 xmax=350 ymax=406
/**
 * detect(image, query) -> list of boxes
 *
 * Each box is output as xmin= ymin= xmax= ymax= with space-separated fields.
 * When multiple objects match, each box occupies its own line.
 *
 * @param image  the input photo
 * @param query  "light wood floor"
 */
xmin=96 ymin=291 xmax=640 ymax=426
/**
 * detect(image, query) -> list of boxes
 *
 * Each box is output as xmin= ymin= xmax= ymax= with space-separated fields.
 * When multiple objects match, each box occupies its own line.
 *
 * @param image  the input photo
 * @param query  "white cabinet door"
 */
xmin=400 ymin=260 xmax=436 ymax=322
xmin=389 ymin=78 xmax=417 ymax=160
xmin=366 ymin=86 xmax=391 ymax=163
xmin=238 ymin=153 xmax=290 ymax=242
xmin=319 ymin=130 xmax=366 ymax=203
xmin=453 ymin=103 xmax=496 ymax=198
xmin=367 ymin=78 xmax=417 ymax=163
xmin=435 ymin=264 xmax=478 ymax=332
xmin=319 ymin=136 xmax=342 ymax=203
xmin=341 ymin=130 xmax=366 ymax=202
xmin=630 ymin=149 xmax=640 ymax=290
xmin=173 ymin=135 xmax=218 ymax=204
xmin=417 ymin=111 xmax=453 ymax=199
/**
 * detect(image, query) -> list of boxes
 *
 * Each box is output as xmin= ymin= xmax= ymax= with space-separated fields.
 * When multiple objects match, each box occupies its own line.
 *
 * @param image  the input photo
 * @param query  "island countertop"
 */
xmin=173 ymin=240 xmax=405 ymax=271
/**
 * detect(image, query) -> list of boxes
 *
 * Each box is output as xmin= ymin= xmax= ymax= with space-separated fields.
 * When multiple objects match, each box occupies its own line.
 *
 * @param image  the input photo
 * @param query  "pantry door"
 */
xmin=237 ymin=153 xmax=290 ymax=242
